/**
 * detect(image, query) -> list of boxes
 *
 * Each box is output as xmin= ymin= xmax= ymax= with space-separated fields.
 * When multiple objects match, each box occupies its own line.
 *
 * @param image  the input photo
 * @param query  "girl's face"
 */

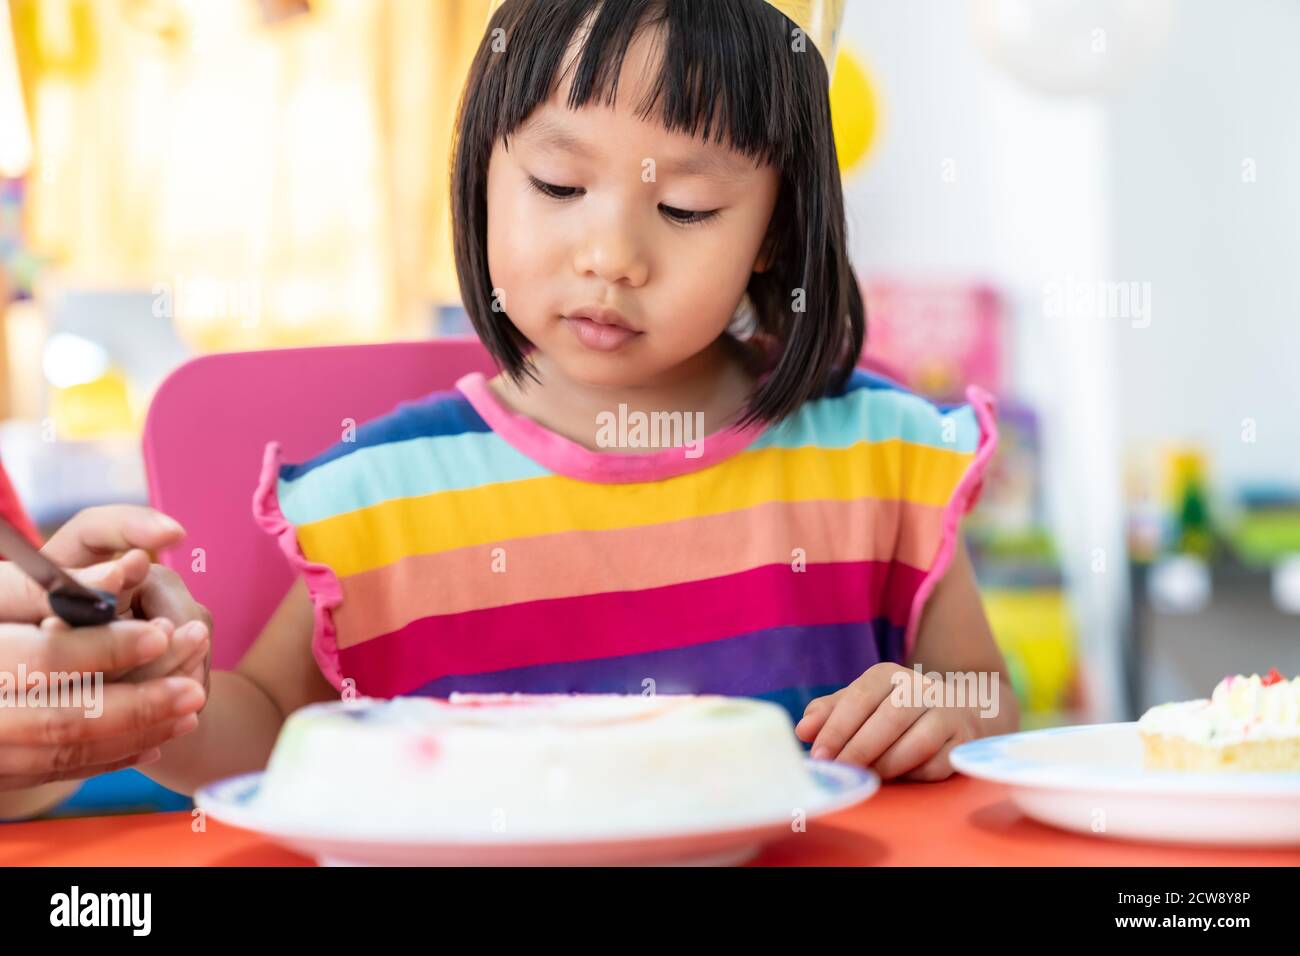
xmin=485 ymin=25 xmax=781 ymax=390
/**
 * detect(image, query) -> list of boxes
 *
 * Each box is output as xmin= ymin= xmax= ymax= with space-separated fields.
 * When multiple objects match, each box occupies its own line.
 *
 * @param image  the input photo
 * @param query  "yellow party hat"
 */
xmin=486 ymin=0 xmax=846 ymax=67
xmin=766 ymin=0 xmax=846 ymax=66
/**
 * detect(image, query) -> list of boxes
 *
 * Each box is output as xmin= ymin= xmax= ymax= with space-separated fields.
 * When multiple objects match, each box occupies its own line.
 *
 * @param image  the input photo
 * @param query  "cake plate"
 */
xmin=195 ymin=758 xmax=879 ymax=866
xmin=951 ymin=722 xmax=1300 ymax=846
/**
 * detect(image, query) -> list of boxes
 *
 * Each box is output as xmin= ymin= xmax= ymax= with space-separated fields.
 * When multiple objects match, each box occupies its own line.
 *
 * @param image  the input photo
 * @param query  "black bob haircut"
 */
xmin=451 ymin=0 xmax=865 ymax=428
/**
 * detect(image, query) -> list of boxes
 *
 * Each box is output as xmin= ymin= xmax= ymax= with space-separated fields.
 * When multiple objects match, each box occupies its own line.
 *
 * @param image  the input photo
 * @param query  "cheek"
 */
xmin=486 ymin=182 xmax=558 ymax=316
xmin=659 ymin=227 xmax=762 ymax=321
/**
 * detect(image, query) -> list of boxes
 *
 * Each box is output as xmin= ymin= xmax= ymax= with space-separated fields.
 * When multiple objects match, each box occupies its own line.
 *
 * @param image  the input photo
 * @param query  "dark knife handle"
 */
xmin=49 ymin=586 xmax=118 ymax=627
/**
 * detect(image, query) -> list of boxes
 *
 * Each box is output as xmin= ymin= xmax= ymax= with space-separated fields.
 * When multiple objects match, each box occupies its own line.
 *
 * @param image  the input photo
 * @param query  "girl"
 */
xmin=140 ymin=0 xmax=1017 ymax=795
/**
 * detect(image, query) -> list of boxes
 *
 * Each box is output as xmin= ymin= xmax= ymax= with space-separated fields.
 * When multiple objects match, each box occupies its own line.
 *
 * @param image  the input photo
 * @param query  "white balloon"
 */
xmin=972 ymin=0 xmax=1178 ymax=97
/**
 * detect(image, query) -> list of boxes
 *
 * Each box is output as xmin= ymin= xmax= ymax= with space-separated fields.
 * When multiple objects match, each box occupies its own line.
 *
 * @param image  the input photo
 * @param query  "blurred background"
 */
xmin=1 ymin=0 xmax=1298 ymax=812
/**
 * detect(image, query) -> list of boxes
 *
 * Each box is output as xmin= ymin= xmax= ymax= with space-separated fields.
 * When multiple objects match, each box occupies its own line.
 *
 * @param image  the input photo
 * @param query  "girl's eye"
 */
xmin=659 ymin=204 xmax=720 ymax=227
xmin=528 ymin=176 xmax=718 ymax=226
xmin=527 ymin=176 xmax=581 ymax=200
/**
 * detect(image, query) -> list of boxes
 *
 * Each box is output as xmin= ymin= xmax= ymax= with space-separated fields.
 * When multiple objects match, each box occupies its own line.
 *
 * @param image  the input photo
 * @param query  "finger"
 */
xmin=0 ymin=748 xmax=164 ymax=791
xmin=0 ymin=712 xmax=198 ymax=777
xmin=75 ymin=549 xmax=152 ymax=595
xmin=794 ymin=691 xmax=842 ymax=742
xmin=174 ymin=653 xmax=210 ymax=699
xmin=0 ymin=675 xmax=205 ymax=746
xmin=121 ymin=621 xmax=208 ymax=684
xmin=1 ymin=619 xmax=171 ymax=679
xmin=834 ymin=689 xmax=932 ymax=768
xmin=833 ymin=666 xmax=943 ymax=767
xmin=808 ymin=677 xmax=890 ymax=760
xmin=40 ymin=506 xmax=185 ymax=567
xmin=134 ymin=566 xmax=211 ymax=631
xmin=0 ymin=563 xmax=53 ymax=624
xmin=871 ymin=711 xmax=956 ymax=780
xmin=899 ymin=736 xmax=961 ymax=783
xmin=174 ymin=627 xmax=210 ymax=677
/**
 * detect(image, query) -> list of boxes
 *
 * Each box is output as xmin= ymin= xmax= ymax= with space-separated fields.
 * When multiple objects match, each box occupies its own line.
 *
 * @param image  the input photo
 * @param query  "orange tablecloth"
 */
xmin=4 ymin=775 xmax=1297 ymax=866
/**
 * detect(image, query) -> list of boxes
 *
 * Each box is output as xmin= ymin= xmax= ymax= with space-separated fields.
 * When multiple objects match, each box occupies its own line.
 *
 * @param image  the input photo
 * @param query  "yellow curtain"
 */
xmin=9 ymin=0 xmax=490 ymax=351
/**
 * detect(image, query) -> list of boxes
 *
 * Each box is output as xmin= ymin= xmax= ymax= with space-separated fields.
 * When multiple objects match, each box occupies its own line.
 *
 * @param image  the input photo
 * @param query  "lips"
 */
xmin=566 ymin=305 xmax=638 ymax=332
xmin=563 ymin=305 xmax=642 ymax=352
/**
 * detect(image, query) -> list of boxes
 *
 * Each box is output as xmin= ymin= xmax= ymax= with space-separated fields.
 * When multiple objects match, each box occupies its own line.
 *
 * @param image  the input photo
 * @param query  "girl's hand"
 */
xmin=127 ymin=619 xmax=209 ymax=699
xmin=795 ymin=662 xmax=981 ymax=782
xmin=112 ymin=565 xmax=212 ymax=700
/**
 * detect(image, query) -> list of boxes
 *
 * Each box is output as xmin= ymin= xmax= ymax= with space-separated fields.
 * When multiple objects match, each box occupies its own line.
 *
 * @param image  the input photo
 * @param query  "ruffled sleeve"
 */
xmin=900 ymin=384 xmax=999 ymax=659
xmin=252 ymin=441 xmax=347 ymax=691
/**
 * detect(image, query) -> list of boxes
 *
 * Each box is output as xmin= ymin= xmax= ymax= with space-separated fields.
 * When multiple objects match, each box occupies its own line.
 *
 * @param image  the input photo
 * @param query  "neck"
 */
xmin=489 ymin=335 xmax=765 ymax=453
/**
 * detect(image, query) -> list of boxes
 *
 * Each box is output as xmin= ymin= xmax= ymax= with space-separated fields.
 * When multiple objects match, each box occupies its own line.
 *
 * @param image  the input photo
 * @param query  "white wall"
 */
xmin=837 ymin=0 xmax=1138 ymax=720
xmin=1108 ymin=0 xmax=1300 ymax=490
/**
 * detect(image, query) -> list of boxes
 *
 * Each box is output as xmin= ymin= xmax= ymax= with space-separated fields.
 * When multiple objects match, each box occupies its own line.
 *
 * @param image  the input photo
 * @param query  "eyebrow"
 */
xmin=517 ymin=114 xmax=753 ymax=182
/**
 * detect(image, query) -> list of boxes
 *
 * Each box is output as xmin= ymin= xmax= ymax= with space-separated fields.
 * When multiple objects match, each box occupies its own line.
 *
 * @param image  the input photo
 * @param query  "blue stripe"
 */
xmin=278 ymin=431 xmax=549 ymax=529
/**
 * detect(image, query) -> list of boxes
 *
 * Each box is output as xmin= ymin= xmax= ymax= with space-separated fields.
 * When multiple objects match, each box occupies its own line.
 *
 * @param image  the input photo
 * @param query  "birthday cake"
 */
xmin=255 ymin=693 xmax=822 ymax=837
xmin=1138 ymin=669 xmax=1300 ymax=771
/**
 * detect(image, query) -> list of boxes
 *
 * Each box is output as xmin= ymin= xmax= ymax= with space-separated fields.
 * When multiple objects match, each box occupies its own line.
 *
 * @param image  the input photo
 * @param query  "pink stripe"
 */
xmin=336 ymin=560 xmax=926 ymax=697
xmin=902 ymin=385 xmax=1000 ymax=660
xmin=333 ymin=497 xmax=948 ymax=647
xmin=254 ymin=442 xmax=346 ymax=691
xmin=455 ymin=371 xmax=772 ymax=484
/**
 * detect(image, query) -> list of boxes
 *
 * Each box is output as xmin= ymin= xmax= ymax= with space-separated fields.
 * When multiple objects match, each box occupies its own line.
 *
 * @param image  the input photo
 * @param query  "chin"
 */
xmin=551 ymin=354 xmax=647 ymax=389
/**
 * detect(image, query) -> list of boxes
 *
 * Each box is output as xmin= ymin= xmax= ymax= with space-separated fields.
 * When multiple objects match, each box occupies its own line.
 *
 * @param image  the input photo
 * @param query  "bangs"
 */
xmin=488 ymin=0 xmax=810 ymax=167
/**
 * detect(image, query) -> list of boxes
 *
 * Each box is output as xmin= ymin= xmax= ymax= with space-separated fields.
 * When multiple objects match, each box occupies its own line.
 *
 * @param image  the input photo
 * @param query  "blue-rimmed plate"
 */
xmin=951 ymin=722 xmax=1300 ymax=846
xmin=195 ymin=758 xmax=878 ymax=866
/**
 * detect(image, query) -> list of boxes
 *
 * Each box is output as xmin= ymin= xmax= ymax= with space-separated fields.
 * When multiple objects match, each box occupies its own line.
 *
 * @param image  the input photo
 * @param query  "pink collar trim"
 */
xmin=453 ymin=371 xmax=770 ymax=484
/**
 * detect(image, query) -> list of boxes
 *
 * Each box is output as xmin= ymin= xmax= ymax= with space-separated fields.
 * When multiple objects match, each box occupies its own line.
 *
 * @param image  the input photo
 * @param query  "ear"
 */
xmin=754 ymin=234 xmax=776 ymax=274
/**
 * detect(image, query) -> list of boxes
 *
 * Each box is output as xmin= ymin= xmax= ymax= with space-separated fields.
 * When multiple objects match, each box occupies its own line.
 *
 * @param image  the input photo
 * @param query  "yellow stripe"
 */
xmin=296 ymin=439 xmax=975 ymax=577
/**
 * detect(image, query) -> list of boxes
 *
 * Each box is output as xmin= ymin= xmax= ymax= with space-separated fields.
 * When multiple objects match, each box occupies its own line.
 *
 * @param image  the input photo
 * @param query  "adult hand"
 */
xmin=0 ymin=504 xmax=186 ymax=624
xmin=7 ymin=505 xmax=210 ymax=691
xmin=0 ymin=506 xmax=207 ymax=791
xmin=0 ymin=618 xmax=204 ymax=789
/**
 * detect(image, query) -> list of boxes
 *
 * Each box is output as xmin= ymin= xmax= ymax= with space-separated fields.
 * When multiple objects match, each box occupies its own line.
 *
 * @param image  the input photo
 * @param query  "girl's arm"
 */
xmin=138 ymin=578 xmax=339 ymax=796
xmin=906 ymin=537 xmax=1020 ymax=737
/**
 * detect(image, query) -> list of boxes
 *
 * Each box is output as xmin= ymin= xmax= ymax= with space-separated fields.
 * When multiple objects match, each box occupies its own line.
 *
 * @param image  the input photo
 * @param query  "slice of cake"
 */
xmin=1139 ymin=669 xmax=1300 ymax=771
xmin=254 ymin=693 xmax=824 ymax=838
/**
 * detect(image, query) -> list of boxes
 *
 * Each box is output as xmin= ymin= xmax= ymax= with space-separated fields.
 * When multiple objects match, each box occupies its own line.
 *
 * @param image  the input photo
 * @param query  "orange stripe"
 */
xmin=332 ymin=497 xmax=946 ymax=648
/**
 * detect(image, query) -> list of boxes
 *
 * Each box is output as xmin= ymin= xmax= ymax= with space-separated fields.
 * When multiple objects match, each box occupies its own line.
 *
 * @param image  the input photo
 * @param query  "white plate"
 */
xmin=950 ymin=722 xmax=1300 ymax=846
xmin=195 ymin=758 xmax=878 ymax=866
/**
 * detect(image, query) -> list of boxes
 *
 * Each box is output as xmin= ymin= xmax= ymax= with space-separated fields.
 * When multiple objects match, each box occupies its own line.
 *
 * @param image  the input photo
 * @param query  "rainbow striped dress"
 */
xmin=256 ymin=367 xmax=997 ymax=729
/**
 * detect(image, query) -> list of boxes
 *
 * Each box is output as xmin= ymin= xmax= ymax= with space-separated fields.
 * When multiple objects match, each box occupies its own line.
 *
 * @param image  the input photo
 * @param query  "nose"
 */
xmin=572 ymin=214 xmax=649 ymax=288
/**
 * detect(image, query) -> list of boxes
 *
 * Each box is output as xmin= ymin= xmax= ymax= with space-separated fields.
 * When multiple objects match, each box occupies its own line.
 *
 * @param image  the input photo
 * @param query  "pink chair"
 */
xmin=142 ymin=339 xmax=499 ymax=669
xmin=143 ymin=339 xmax=906 ymax=669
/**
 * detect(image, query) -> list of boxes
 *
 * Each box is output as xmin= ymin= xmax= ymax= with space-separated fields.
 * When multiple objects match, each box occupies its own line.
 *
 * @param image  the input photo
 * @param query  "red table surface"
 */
xmin=4 ymin=775 xmax=1297 ymax=866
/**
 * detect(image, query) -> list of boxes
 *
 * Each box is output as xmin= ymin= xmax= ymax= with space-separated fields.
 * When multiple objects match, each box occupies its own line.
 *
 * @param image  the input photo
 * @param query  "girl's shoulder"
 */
xmin=277 ymin=386 xmax=490 ymax=485
xmin=761 ymin=366 xmax=996 ymax=458
xmin=264 ymin=385 xmax=520 ymax=529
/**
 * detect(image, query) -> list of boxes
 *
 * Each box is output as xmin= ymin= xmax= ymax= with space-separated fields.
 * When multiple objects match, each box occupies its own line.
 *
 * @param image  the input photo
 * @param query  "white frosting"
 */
xmin=1138 ymin=673 xmax=1300 ymax=745
xmin=255 ymin=693 xmax=822 ymax=837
